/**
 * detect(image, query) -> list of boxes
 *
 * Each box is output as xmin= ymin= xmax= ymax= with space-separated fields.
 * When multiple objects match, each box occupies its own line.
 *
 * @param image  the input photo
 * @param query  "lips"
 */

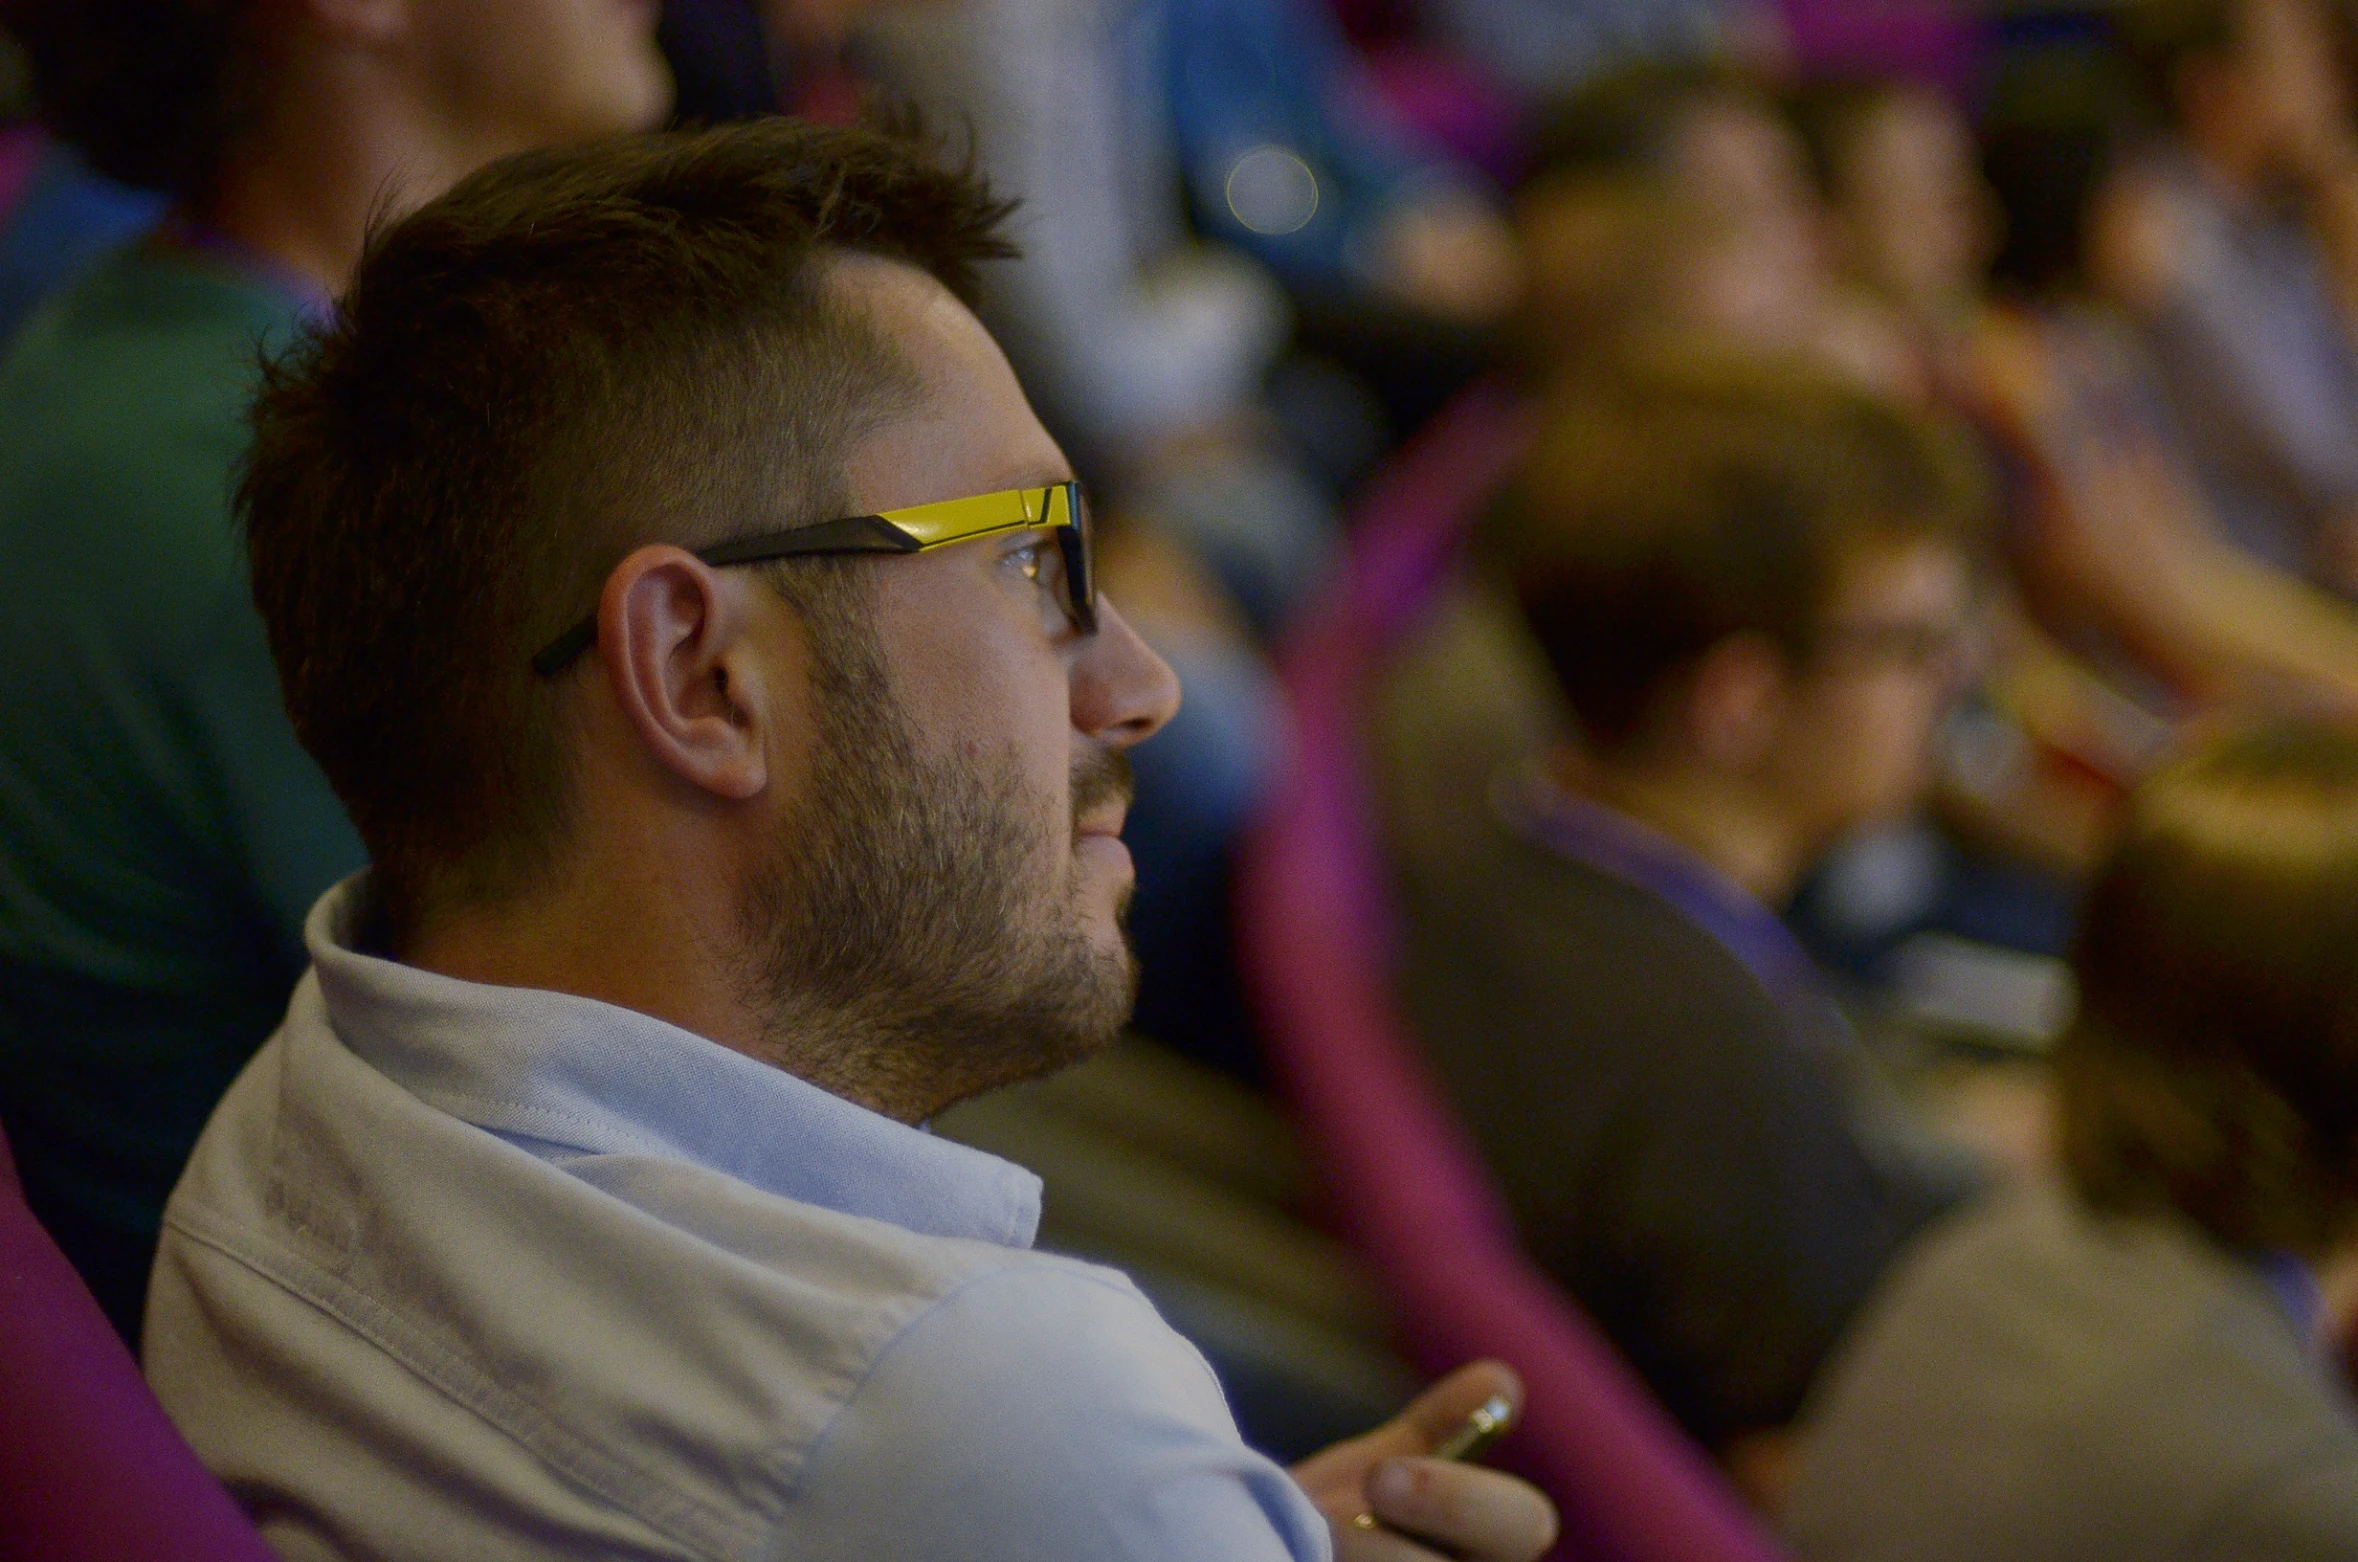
xmin=1076 ymin=809 xmax=1128 ymax=841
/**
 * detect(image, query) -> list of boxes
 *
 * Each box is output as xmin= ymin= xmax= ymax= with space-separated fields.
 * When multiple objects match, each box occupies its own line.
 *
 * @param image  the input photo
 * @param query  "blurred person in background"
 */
xmin=1787 ymin=76 xmax=1992 ymax=388
xmin=1786 ymin=720 xmax=2358 ymax=1561
xmin=1378 ymin=351 xmax=1986 ymax=1509
xmin=1970 ymin=47 xmax=2358 ymax=726
xmin=2102 ymin=0 xmax=2358 ymax=588
xmin=0 ymin=0 xmax=671 ymax=1343
xmin=1513 ymin=68 xmax=1917 ymax=400
xmin=0 ymin=30 xmax=163 ymax=346
xmin=1778 ymin=75 xmax=2116 ymax=968
xmin=1158 ymin=0 xmax=1520 ymax=439
xmin=1432 ymin=0 xmax=1786 ymax=108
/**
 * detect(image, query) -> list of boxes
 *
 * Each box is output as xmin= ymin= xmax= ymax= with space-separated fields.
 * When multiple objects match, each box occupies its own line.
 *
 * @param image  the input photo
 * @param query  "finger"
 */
xmin=1288 ymin=1360 xmax=1526 ymax=1513
xmin=1389 ymin=1360 xmax=1525 ymax=1455
xmin=1332 ymin=1509 xmax=1461 ymax=1562
xmin=1365 ymin=1459 xmax=1560 ymax=1562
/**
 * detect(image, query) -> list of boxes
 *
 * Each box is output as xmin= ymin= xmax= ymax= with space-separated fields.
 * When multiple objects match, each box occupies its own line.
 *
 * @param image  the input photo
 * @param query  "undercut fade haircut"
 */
xmin=1487 ymin=349 xmax=1984 ymax=752
xmin=0 ymin=0 xmax=254 ymax=196
xmin=2061 ymin=722 xmax=2358 ymax=1256
xmin=241 ymin=117 xmax=1015 ymax=945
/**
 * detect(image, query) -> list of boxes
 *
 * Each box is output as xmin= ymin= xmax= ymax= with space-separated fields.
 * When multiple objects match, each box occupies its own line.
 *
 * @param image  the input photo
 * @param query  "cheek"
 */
xmin=472 ymin=0 xmax=669 ymax=134
xmin=1802 ymin=675 xmax=1943 ymax=802
xmin=1850 ymin=675 xmax=1947 ymax=790
xmin=881 ymin=597 xmax=1075 ymax=841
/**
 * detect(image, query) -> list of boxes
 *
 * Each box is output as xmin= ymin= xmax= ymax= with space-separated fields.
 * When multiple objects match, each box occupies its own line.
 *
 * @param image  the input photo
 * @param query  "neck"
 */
xmin=403 ymin=838 xmax=784 ymax=1087
xmin=399 ymin=832 xmax=940 ymax=1128
xmin=197 ymin=51 xmax=493 ymax=299
xmin=1561 ymin=747 xmax=1809 ymax=905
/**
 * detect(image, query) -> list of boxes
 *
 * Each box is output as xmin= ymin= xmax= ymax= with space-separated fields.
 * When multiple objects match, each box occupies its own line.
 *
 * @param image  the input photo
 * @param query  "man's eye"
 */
xmin=1010 ymin=543 xmax=1045 ymax=581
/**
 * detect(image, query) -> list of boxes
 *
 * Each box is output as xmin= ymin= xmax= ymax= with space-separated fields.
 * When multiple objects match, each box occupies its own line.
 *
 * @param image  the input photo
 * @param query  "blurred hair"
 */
xmin=241 ymin=117 xmax=1015 ymax=946
xmin=2060 ymin=721 xmax=2358 ymax=1256
xmin=0 ymin=0 xmax=253 ymax=195
xmin=1518 ymin=63 xmax=1749 ymax=194
xmin=1979 ymin=45 xmax=2147 ymax=298
xmin=2114 ymin=0 xmax=2238 ymax=122
xmin=1782 ymin=75 xmax=1923 ymax=206
xmin=1484 ymin=349 xmax=1984 ymax=751
xmin=1507 ymin=173 xmax=1689 ymax=377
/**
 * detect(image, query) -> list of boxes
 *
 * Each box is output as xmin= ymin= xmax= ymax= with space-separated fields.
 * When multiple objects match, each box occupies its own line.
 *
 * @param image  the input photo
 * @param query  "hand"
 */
xmin=1290 ymin=1361 xmax=1558 ymax=1562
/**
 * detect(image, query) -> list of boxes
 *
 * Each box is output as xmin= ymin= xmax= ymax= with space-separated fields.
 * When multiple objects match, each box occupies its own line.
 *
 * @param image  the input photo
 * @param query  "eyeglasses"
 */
xmin=530 ymin=481 xmax=1097 ymax=677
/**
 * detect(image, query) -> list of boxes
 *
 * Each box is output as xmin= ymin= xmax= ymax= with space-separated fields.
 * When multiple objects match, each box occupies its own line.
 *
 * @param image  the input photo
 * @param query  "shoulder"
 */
xmin=0 ymin=245 xmax=293 ymax=487
xmin=1787 ymin=1187 xmax=2355 ymax=1561
xmin=794 ymin=1256 xmax=1329 ymax=1560
xmin=2190 ymin=1439 xmax=2358 ymax=1562
xmin=0 ymin=250 xmax=298 ymax=633
xmin=855 ymin=1255 xmax=1236 ymax=1447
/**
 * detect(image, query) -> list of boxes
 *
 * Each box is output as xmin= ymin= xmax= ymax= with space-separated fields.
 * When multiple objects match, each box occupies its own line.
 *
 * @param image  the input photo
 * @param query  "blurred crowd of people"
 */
xmin=14 ymin=0 xmax=2358 ymax=1556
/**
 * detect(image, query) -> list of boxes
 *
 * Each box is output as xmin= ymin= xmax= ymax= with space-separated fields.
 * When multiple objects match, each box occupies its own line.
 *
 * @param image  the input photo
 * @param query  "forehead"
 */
xmin=828 ymin=255 xmax=1071 ymax=515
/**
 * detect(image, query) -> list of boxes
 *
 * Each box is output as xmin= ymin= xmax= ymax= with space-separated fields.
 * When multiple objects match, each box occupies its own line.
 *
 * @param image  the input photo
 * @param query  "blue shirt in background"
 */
xmin=0 ymin=129 xmax=164 ymax=346
xmin=1163 ymin=0 xmax=1443 ymax=292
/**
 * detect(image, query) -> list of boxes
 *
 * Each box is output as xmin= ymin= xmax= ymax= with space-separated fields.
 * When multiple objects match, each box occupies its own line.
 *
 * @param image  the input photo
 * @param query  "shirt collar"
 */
xmin=2259 ymin=1249 xmax=2330 ymax=1353
xmin=1498 ymin=766 xmax=1828 ymax=1012
xmin=301 ymin=875 xmax=1043 ymax=1251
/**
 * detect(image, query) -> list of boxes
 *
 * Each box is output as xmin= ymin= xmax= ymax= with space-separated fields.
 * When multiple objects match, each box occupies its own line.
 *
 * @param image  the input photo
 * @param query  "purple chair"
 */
xmin=1236 ymin=383 xmax=1791 ymax=1562
xmin=0 ymin=123 xmax=45 ymax=218
xmin=0 ymin=1121 xmax=277 ymax=1562
xmin=1779 ymin=0 xmax=1986 ymax=103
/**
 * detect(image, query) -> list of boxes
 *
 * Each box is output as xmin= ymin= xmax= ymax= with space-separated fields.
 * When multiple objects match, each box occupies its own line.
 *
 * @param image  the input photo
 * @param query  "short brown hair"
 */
xmin=2061 ymin=721 xmax=2358 ymax=1255
xmin=241 ymin=118 xmax=1013 ymax=941
xmin=1486 ymin=350 xmax=1983 ymax=749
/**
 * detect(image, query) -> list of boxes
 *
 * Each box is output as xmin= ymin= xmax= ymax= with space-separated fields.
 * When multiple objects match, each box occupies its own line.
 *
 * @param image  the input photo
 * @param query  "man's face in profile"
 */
xmin=731 ymin=257 xmax=1170 ymax=1114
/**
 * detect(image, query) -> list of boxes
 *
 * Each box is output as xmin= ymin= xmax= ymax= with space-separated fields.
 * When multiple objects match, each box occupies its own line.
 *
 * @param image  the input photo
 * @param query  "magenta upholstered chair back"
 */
xmin=1780 ymin=0 xmax=1985 ymax=102
xmin=0 ymin=125 xmax=47 ymax=226
xmin=0 ymin=1122 xmax=277 ymax=1562
xmin=1236 ymin=384 xmax=1789 ymax=1562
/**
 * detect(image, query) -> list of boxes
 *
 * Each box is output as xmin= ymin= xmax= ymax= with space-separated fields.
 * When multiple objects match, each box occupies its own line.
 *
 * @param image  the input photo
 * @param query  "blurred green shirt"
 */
xmin=0 ymin=242 xmax=364 ymax=1343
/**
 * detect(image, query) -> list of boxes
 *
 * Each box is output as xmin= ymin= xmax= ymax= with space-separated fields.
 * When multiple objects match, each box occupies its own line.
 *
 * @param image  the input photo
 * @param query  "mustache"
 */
xmin=1072 ymin=749 xmax=1135 ymax=830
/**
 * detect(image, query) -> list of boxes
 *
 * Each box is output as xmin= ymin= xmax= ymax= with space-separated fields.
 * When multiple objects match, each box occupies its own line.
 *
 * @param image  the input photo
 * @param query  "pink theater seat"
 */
xmin=1780 ymin=0 xmax=1985 ymax=103
xmin=1236 ymin=382 xmax=1790 ymax=1562
xmin=0 ymin=1121 xmax=277 ymax=1562
xmin=0 ymin=123 xmax=46 ymax=222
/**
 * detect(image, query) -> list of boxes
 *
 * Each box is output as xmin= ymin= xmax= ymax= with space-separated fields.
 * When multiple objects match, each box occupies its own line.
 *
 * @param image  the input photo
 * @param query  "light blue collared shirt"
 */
xmin=144 ymin=877 xmax=1331 ymax=1561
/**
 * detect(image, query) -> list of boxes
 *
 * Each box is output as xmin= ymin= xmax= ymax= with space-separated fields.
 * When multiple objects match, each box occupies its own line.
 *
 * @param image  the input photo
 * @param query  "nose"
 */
xmin=1072 ymin=595 xmax=1182 ymax=749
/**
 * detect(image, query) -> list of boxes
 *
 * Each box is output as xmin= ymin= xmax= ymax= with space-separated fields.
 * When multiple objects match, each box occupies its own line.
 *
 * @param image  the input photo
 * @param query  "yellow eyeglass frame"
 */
xmin=531 ymin=481 xmax=1095 ymax=676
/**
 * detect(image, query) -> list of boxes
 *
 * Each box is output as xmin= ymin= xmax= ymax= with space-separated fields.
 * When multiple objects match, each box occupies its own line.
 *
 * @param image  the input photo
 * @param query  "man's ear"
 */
xmin=1683 ymin=631 xmax=1792 ymax=771
xmin=594 ymin=544 xmax=775 ymax=802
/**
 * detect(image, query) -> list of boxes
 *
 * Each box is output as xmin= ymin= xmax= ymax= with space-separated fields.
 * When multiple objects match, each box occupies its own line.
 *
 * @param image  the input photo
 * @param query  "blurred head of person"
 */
xmin=1487 ymin=351 xmax=1983 ymax=898
xmin=1978 ymin=43 xmax=2217 ymax=316
xmin=1513 ymin=69 xmax=1916 ymax=395
xmin=237 ymin=118 xmax=1180 ymax=1124
xmin=0 ymin=0 xmax=672 ymax=205
xmin=2061 ymin=721 xmax=2358 ymax=1262
xmin=1790 ymin=77 xmax=1998 ymax=330
xmin=2119 ymin=0 xmax=2351 ymax=193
